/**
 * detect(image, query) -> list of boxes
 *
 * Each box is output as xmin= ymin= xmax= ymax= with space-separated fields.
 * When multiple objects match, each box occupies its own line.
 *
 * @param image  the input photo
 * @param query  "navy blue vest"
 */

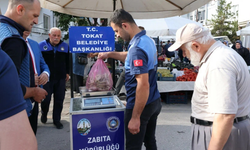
xmin=0 ymin=22 xmax=32 ymax=116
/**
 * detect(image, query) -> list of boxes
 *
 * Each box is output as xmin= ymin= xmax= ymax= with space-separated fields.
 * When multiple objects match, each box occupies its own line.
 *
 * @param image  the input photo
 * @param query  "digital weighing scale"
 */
xmin=81 ymin=96 xmax=118 ymax=110
xmin=69 ymin=86 xmax=125 ymax=150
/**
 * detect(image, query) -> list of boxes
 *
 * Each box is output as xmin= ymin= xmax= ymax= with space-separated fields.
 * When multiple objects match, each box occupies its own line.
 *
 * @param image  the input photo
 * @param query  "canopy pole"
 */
xmin=112 ymin=0 xmax=117 ymax=90
xmin=70 ymin=53 xmax=74 ymax=98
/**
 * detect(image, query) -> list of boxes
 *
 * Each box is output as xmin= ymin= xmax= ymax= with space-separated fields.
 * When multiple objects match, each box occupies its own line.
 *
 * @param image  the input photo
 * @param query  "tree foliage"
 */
xmin=53 ymin=12 xmax=89 ymax=40
xmin=209 ymin=0 xmax=239 ymax=43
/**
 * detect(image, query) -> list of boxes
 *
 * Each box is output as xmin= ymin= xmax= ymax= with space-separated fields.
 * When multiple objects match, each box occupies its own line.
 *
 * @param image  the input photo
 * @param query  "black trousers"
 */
xmin=73 ymin=74 xmax=83 ymax=93
xmin=29 ymin=102 xmax=38 ymax=135
xmin=125 ymin=99 xmax=162 ymax=150
xmin=41 ymin=79 xmax=65 ymax=123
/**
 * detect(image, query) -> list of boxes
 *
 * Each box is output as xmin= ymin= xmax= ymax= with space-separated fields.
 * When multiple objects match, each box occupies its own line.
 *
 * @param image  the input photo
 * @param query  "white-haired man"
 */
xmin=169 ymin=23 xmax=250 ymax=150
xmin=39 ymin=27 xmax=70 ymax=129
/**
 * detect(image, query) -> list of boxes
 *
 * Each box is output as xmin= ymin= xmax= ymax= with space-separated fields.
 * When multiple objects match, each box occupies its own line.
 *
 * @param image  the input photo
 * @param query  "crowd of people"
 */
xmin=160 ymin=36 xmax=250 ymax=66
xmin=0 ymin=0 xmax=250 ymax=150
xmin=161 ymin=37 xmax=250 ymax=66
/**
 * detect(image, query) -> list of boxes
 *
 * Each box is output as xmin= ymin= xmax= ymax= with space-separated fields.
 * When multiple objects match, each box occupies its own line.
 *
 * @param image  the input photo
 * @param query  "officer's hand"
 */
xmin=38 ymin=73 xmax=49 ymax=85
xmin=128 ymin=118 xmax=140 ymax=135
xmin=98 ymin=52 xmax=109 ymax=59
xmin=34 ymin=74 xmax=38 ymax=86
xmin=88 ymin=53 xmax=93 ymax=58
xmin=88 ymin=53 xmax=99 ymax=58
xmin=33 ymin=87 xmax=48 ymax=103
xmin=65 ymin=74 xmax=70 ymax=82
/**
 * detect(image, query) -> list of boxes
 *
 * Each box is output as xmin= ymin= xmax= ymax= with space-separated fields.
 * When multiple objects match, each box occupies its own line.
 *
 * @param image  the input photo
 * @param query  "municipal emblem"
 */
xmin=77 ymin=118 xmax=91 ymax=136
xmin=61 ymin=47 xmax=64 ymax=51
xmin=43 ymin=45 xmax=48 ymax=50
xmin=106 ymin=116 xmax=120 ymax=132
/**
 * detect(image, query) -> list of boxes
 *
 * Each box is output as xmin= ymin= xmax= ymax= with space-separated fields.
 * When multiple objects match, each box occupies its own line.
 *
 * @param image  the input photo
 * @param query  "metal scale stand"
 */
xmin=69 ymin=86 xmax=125 ymax=150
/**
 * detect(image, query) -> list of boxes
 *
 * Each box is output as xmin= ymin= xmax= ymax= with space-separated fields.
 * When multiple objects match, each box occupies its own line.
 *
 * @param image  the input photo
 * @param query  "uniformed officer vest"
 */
xmin=0 ymin=22 xmax=32 ymax=116
xmin=40 ymin=40 xmax=69 ymax=53
xmin=39 ymin=40 xmax=69 ymax=80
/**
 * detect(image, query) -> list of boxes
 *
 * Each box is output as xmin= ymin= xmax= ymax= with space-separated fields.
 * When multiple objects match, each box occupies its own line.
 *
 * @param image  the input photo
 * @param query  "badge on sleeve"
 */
xmin=134 ymin=59 xmax=143 ymax=67
xmin=43 ymin=45 xmax=48 ymax=50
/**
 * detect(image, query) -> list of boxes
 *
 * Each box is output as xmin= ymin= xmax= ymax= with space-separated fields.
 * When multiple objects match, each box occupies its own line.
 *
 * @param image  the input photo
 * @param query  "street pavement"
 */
xmin=36 ymin=88 xmax=192 ymax=150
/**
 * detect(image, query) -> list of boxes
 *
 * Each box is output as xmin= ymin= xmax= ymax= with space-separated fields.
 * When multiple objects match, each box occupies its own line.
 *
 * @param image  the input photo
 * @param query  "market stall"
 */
xmin=157 ymin=81 xmax=194 ymax=93
xmin=120 ymin=65 xmax=197 ymax=104
xmin=40 ymin=0 xmax=212 ymax=19
xmin=120 ymin=81 xmax=194 ymax=93
xmin=120 ymin=66 xmax=196 ymax=92
xmin=135 ymin=16 xmax=202 ymax=37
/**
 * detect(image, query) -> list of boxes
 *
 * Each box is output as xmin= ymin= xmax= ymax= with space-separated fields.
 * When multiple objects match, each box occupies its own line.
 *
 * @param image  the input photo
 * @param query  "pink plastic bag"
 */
xmin=86 ymin=59 xmax=113 ymax=91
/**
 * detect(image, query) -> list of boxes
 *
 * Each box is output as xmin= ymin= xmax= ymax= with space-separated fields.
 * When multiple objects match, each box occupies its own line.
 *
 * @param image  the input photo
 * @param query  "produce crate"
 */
xmin=158 ymin=72 xmax=176 ymax=81
xmin=165 ymin=91 xmax=188 ymax=104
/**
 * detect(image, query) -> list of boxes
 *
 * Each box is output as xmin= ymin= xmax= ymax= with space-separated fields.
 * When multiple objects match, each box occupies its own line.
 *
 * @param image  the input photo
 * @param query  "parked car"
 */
xmin=214 ymin=36 xmax=233 ymax=47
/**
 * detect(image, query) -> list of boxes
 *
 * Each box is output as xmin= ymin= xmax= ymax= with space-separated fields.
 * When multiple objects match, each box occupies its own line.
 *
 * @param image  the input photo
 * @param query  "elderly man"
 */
xmin=169 ymin=23 xmax=250 ymax=150
xmin=39 ymin=27 xmax=70 ymax=129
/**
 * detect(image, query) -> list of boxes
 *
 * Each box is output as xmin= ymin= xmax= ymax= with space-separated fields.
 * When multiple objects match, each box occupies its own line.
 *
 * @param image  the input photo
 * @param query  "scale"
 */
xmin=70 ymin=86 xmax=125 ymax=150
xmin=78 ymin=86 xmax=121 ymax=110
xmin=81 ymin=96 xmax=118 ymax=110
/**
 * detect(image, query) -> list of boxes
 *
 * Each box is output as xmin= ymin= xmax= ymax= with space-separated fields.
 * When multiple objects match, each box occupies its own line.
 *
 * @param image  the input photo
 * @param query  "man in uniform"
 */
xmin=39 ymin=27 xmax=70 ymax=129
xmin=0 ymin=0 xmax=47 ymax=119
xmin=98 ymin=9 xmax=162 ymax=150
xmin=168 ymin=23 xmax=250 ymax=150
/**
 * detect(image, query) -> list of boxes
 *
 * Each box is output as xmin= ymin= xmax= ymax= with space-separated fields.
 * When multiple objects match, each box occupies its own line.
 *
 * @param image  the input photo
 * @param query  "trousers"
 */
xmin=191 ymin=119 xmax=250 ymax=150
xmin=125 ymin=99 xmax=162 ymax=150
xmin=41 ymin=79 xmax=65 ymax=123
xmin=29 ymin=102 xmax=38 ymax=135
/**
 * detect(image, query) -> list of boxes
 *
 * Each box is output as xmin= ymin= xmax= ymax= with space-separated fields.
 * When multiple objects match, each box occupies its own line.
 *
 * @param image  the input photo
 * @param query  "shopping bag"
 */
xmin=86 ymin=59 xmax=113 ymax=91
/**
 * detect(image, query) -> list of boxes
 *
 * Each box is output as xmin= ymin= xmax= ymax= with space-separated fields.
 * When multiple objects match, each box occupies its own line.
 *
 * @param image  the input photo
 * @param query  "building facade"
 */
xmin=184 ymin=0 xmax=249 ymax=29
xmin=0 ymin=1 xmax=56 ymax=43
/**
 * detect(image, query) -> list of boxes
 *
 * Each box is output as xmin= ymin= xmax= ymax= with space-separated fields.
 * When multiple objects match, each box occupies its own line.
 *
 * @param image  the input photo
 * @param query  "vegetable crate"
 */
xmin=157 ymin=72 xmax=176 ymax=81
xmin=165 ymin=92 xmax=188 ymax=104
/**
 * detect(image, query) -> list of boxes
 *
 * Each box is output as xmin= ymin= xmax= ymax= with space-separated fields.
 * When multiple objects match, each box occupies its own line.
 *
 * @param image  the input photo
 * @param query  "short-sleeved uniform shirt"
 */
xmin=0 ymin=50 xmax=26 ymax=120
xmin=192 ymin=41 xmax=250 ymax=121
xmin=125 ymin=30 xmax=160 ymax=109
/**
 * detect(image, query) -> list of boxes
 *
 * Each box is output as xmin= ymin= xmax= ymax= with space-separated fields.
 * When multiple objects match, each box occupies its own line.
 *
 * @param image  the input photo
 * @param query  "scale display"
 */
xmin=81 ymin=96 xmax=116 ymax=110
xmin=84 ymin=98 xmax=102 ymax=106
